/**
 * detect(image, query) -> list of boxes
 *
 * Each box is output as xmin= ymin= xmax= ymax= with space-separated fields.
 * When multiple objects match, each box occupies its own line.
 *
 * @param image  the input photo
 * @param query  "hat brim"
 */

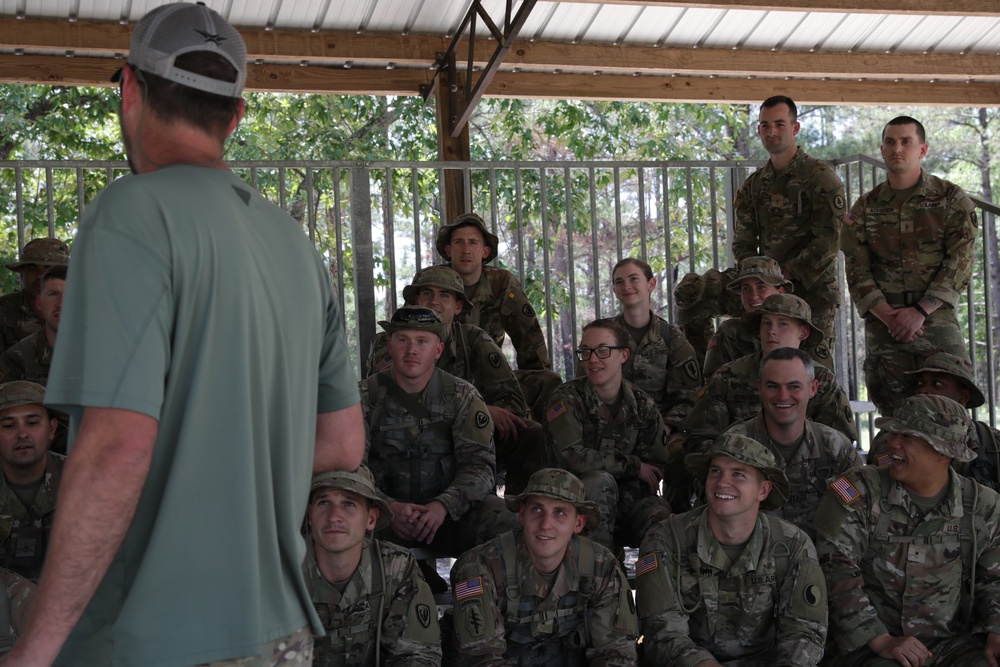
xmin=726 ymin=274 xmax=793 ymax=295
xmin=5 ymin=260 xmax=66 ymax=271
xmin=902 ymin=368 xmax=986 ymax=409
xmin=873 ymin=416 xmax=977 ymax=463
xmin=685 ymin=451 xmax=790 ymax=510
xmin=435 ymin=222 xmax=500 ymax=264
xmin=310 ymin=482 xmax=395 ymax=531
xmin=505 ymin=492 xmax=602 ymax=530
xmin=741 ymin=309 xmax=825 ymax=347
xmin=378 ymin=319 xmax=448 ymax=341
xmin=402 ymin=281 xmax=474 ymax=311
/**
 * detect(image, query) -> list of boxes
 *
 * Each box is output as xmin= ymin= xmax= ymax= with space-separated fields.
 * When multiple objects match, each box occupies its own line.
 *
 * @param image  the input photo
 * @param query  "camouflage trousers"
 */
xmin=830 ymin=634 xmax=989 ymax=667
xmin=378 ymin=494 xmax=518 ymax=557
xmin=580 ymin=471 xmax=671 ymax=552
xmin=863 ymin=308 xmax=967 ymax=417
xmin=197 ymin=627 xmax=313 ymax=666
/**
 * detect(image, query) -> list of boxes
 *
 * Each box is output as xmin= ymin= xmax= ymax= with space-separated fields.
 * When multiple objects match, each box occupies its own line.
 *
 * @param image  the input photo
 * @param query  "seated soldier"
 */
xmin=0 ymin=567 xmax=36 ymax=656
xmin=545 ymin=318 xmax=671 ymax=552
xmin=450 ymin=468 xmax=638 ymax=666
xmin=0 ymin=265 xmax=64 ymax=386
xmin=703 ymin=256 xmax=791 ymax=379
xmin=361 ymin=306 xmax=515 ymax=557
xmin=0 ymin=238 xmax=70 ymax=353
xmin=636 ymin=434 xmax=828 ymax=667
xmin=673 ymin=265 xmax=742 ymax=369
xmin=723 ymin=347 xmax=861 ymax=540
xmin=303 ymin=465 xmax=440 ymax=667
xmin=366 ymin=265 xmax=544 ymax=493
xmin=0 ymin=381 xmax=63 ymax=582
xmin=866 ymin=352 xmax=1000 ymax=491
xmin=683 ymin=293 xmax=856 ymax=456
xmin=816 ymin=394 xmax=1000 ymax=666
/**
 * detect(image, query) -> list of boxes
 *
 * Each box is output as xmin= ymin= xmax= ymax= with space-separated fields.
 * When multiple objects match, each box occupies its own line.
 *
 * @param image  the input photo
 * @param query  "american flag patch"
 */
xmin=454 ymin=576 xmax=483 ymax=600
xmin=876 ymin=453 xmax=891 ymax=468
xmin=843 ymin=212 xmax=859 ymax=227
xmin=546 ymin=401 xmax=567 ymax=422
xmin=635 ymin=553 xmax=658 ymax=577
xmin=706 ymin=335 xmax=718 ymax=351
xmin=831 ymin=477 xmax=859 ymax=504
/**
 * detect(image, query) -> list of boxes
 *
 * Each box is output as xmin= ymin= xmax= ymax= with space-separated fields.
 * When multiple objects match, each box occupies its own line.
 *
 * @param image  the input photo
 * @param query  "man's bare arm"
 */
xmin=0 ymin=407 xmax=157 ymax=667
xmin=314 ymin=402 xmax=365 ymax=474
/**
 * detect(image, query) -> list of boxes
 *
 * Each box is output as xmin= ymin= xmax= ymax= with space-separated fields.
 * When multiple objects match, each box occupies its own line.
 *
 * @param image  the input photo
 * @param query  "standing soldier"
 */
xmin=841 ymin=116 xmax=977 ymax=416
xmin=450 ymin=468 xmax=638 ymax=666
xmin=0 ymin=238 xmax=69 ymax=353
xmin=0 ymin=265 xmax=65 ymax=386
xmin=734 ymin=95 xmax=846 ymax=369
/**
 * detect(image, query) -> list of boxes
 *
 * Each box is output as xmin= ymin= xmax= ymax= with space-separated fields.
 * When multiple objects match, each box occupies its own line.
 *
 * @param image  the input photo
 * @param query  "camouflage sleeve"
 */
xmin=469 ymin=329 xmax=528 ymax=417
xmin=544 ymin=388 xmax=641 ymax=478
xmin=681 ymin=376 xmax=731 ymax=455
xmin=632 ymin=392 xmax=670 ymax=466
xmin=809 ymin=372 xmax=858 ymax=442
xmin=660 ymin=325 xmax=702 ymax=430
xmin=772 ymin=531 xmax=828 ymax=666
xmin=496 ymin=272 xmax=551 ymax=372
xmin=380 ymin=547 xmax=443 ymax=667
xmin=841 ymin=194 xmax=885 ymax=315
xmin=435 ymin=383 xmax=496 ymax=520
xmin=450 ymin=545 xmax=508 ymax=667
xmin=865 ymin=431 xmax=890 ymax=468
xmin=783 ymin=166 xmax=845 ymax=290
xmin=814 ymin=472 xmax=887 ymax=654
xmin=584 ymin=544 xmax=639 ymax=667
xmin=923 ymin=190 xmax=978 ymax=308
xmin=0 ymin=349 xmax=19 ymax=384
xmin=732 ymin=175 xmax=761 ymax=262
xmin=2 ymin=568 xmax=36 ymax=639
xmin=973 ymin=490 xmax=1000 ymax=636
xmin=364 ymin=332 xmax=392 ymax=378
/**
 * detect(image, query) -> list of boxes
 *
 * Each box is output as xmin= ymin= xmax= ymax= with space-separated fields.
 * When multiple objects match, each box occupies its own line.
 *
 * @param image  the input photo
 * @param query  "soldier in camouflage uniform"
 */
xmin=683 ymin=294 xmax=857 ymax=457
xmin=361 ymin=306 xmax=515 ymax=556
xmin=703 ymin=256 xmax=791 ymax=379
xmin=0 ymin=568 xmax=36 ymax=656
xmin=366 ymin=266 xmax=543 ymax=493
xmin=673 ymin=266 xmax=742 ymax=369
xmin=0 ymin=238 xmax=69 ymax=353
xmin=722 ymin=347 xmax=861 ymax=540
xmin=842 ymin=116 xmax=977 ymax=417
xmin=0 ymin=381 xmax=62 ymax=582
xmin=636 ymin=434 xmax=828 ymax=666
xmin=450 ymin=468 xmax=638 ymax=666
xmin=545 ymin=319 xmax=672 ymax=551
xmin=0 ymin=265 xmax=65 ymax=386
xmin=815 ymin=394 xmax=1000 ymax=666
xmin=733 ymin=96 xmax=845 ymax=370
xmin=303 ymin=466 xmax=441 ymax=667
xmin=866 ymin=352 xmax=1000 ymax=492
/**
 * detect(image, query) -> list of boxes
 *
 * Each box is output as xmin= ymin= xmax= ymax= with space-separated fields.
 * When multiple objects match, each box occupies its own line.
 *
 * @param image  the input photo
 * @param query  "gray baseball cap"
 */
xmin=875 ymin=394 xmax=975 ymax=463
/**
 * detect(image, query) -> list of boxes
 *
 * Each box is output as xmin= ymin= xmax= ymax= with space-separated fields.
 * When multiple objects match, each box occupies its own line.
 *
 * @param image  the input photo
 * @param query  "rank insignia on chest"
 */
xmin=831 ymin=476 xmax=859 ymax=504
xmin=635 ymin=553 xmax=658 ymax=577
xmin=455 ymin=576 xmax=484 ymax=600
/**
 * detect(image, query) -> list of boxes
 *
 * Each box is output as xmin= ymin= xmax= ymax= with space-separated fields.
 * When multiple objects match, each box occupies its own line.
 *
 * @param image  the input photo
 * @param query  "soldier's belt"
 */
xmin=883 ymin=291 xmax=924 ymax=307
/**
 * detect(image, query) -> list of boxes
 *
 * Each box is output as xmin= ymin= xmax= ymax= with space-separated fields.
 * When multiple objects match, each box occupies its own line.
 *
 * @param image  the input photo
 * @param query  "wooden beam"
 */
xmin=559 ymin=0 xmax=1000 ymax=16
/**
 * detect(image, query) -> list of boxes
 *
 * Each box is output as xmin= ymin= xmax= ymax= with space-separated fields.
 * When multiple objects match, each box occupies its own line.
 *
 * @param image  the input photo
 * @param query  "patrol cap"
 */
xmin=435 ymin=213 xmax=499 ymax=264
xmin=875 ymin=394 xmax=975 ymax=462
xmin=5 ymin=238 xmax=70 ymax=271
xmin=726 ymin=256 xmax=793 ymax=294
xmin=113 ymin=2 xmax=247 ymax=98
xmin=741 ymin=293 xmax=824 ymax=346
xmin=505 ymin=468 xmax=602 ymax=529
xmin=905 ymin=352 xmax=985 ymax=409
xmin=0 ymin=381 xmax=47 ymax=414
xmin=686 ymin=434 xmax=791 ymax=510
xmin=401 ymin=265 xmax=473 ymax=311
xmin=378 ymin=305 xmax=448 ymax=340
xmin=310 ymin=465 xmax=393 ymax=530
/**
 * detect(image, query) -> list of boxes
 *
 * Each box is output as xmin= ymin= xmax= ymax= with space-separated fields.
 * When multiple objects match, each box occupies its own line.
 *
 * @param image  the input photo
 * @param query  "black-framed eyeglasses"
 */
xmin=575 ymin=345 xmax=626 ymax=361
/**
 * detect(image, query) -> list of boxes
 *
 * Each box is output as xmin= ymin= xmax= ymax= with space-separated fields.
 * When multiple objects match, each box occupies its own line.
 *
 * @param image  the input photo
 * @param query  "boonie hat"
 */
xmin=0 ymin=381 xmax=46 ymax=413
xmin=310 ymin=465 xmax=393 ymax=530
xmin=435 ymin=213 xmax=500 ymax=264
xmin=686 ymin=434 xmax=791 ymax=510
xmin=505 ymin=468 xmax=601 ymax=529
xmin=741 ymin=293 xmax=824 ymax=346
xmin=402 ymin=266 xmax=473 ymax=311
xmin=905 ymin=352 xmax=986 ymax=409
xmin=114 ymin=2 xmax=247 ymax=98
xmin=5 ymin=238 xmax=70 ymax=271
xmin=726 ymin=256 xmax=793 ymax=294
xmin=875 ymin=394 xmax=975 ymax=462
xmin=378 ymin=305 xmax=448 ymax=340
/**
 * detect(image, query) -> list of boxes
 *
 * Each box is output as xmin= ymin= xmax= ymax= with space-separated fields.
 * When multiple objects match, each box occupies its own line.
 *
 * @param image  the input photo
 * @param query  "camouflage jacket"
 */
xmin=0 ymin=453 xmax=64 ymax=582
xmin=454 ymin=265 xmax=551 ymax=371
xmin=360 ymin=368 xmax=495 ymax=520
xmin=814 ymin=466 xmax=1000 ymax=654
xmin=613 ymin=312 xmax=702 ymax=430
xmin=1 ymin=568 xmax=35 ymax=651
xmin=733 ymin=149 xmax=846 ymax=308
xmin=723 ymin=413 xmax=862 ymax=540
xmin=365 ymin=321 xmax=527 ymax=417
xmin=702 ymin=317 xmax=758 ymax=380
xmin=0 ymin=291 xmax=41 ymax=355
xmin=868 ymin=420 xmax=1000 ymax=493
xmin=636 ymin=506 xmax=827 ymax=667
xmin=842 ymin=169 xmax=978 ymax=315
xmin=302 ymin=539 xmax=441 ymax=667
xmin=544 ymin=377 xmax=668 ymax=480
xmin=451 ymin=529 xmax=638 ymax=667
xmin=0 ymin=329 xmax=52 ymax=385
xmin=683 ymin=351 xmax=857 ymax=453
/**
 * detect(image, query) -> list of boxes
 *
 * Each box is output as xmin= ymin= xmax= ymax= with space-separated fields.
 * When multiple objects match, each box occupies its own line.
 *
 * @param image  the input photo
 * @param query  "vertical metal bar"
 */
xmin=637 ymin=167 xmax=647 ymax=263
xmin=45 ymin=167 xmax=55 ymax=237
xmin=279 ymin=167 xmax=287 ymax=211
xmin=306 ymin=168 xmax=317 ymax=243
xmin=352 ymin=166 xmax=377 ymax=366
xmin=489 ymin=167 xmax=499 ymax=260
xmin=614 ymin=167 xmax=622 ymax=260
xmin=333 ymin=169 xmax=346 ymax=314
xmin=515 ymin=167 xmax=525 ymax=282
xmin=464 ymin=166 xmax=472 ymax=212
xmin=709 ymin=166 xmax=719 ymax=268
xmin=981 ymin=210 xmax=996 ymax=426
xmin=250 ymin=167 xmax=258 ymax=190
xmin=77 ymin=167 xmax=86 ymax=219
xmin=15 ymin=168 xmax=24 ymax=250
xmin=724 ymin=166 xmax=736 ymax=265
xmin=589 ymin=167 xmax=600 ymax=320
xmin=685 ymin=168 xmax=695 ymax=272
xmin=565 ymin=167 xmax=578 ymax=359
xmin=663 ymin=167 xmax=674 ymax=319
xmin=540 ymin=168 xmax=555 ymax=375
xmin=437 ymin=166 xmax=447 ymax=262
xmin=412 ymin=169 xmax=422 ymax=272
xmin=385 ymin=167 xmax=397 ymax=317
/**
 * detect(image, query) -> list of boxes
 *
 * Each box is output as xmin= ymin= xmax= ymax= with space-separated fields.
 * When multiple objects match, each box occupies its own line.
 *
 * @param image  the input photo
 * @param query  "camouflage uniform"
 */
xmin=612 ymin=311 xmax=702 ymax=432
xmin=674 ymin=267 xmax=742 ymax=368
xmin=360 ymin=367 xmax=514 ymax=555
xmin=451 ymin=530 xmax=638 ymax=667
xmin=683 ymin=351 xmax=857 ymax=454
xmin=842 ymin=169 xmax=977 ymax=416
xmin=0 ymin=238 xmax=71 ymax=353
xmin=723 ymin=413 xmax=862 ymax=540
xmin=303 ymin=540 xmax=441 ymax=667
xmin=734 ymin=149 xmax=847 ymax=367
xmin=197 ymin=627 xmax=313 ymax=667
xmin=0 ymin=452 xmax=64 ymax=582
xmin=0 ymin=568 xmax=35 ymax=654
xmin=0 ymin=330 xmax=52 ymax=385
xmin=544 ymin=377 xmax=672 ymax=550
xmin=703 ymin=317 xmax=758 ymax=380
